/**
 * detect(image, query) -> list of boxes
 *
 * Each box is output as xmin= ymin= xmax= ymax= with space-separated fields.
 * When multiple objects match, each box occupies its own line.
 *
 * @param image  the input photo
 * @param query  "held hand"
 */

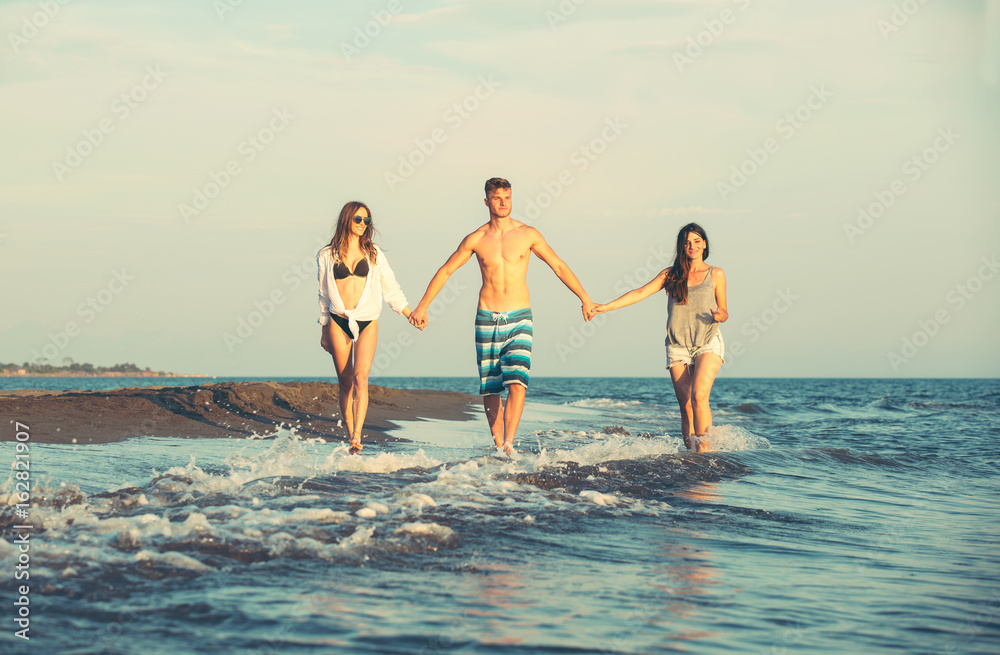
xmin=586 ymin=304 xmax=606 ymax=321
xmin=409 ymin=307 xmax=428 ymax=331
xmin=582 ymin=301 xmax=598 ymax=322
xmin=710 ymin=308 xmax=727 ymax=322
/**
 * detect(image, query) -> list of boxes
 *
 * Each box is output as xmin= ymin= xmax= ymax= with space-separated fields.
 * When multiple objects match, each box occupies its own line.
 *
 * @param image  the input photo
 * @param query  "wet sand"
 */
xmin=0 ymin=381 xmax=478 ymax=445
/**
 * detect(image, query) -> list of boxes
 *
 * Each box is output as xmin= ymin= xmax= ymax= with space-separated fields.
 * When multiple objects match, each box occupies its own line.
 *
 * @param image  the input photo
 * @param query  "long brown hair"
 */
xmin=325 ymin=201 xmax=377 ymax=264
xmin=663 ymin=223 xmax=710 ymax=304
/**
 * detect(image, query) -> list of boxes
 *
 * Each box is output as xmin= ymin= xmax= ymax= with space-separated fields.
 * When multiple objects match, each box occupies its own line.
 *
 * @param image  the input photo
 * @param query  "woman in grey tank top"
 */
xmin=587 ymin=223 xmax=728 ymax=452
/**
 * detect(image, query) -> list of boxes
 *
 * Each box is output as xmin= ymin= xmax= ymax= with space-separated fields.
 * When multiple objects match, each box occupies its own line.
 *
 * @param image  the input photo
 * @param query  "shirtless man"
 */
xmin=408 ymin=177 xmax=596 ymax=454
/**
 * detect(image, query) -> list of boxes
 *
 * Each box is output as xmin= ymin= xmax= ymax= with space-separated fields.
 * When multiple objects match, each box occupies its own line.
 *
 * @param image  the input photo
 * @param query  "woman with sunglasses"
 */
xmin=318 ymin=201 xmax=414 ymax=454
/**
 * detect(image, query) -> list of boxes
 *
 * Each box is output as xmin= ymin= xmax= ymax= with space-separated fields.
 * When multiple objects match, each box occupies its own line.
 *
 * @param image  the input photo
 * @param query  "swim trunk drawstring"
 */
xmin=490 ymin=311 xmax=509 ymax=322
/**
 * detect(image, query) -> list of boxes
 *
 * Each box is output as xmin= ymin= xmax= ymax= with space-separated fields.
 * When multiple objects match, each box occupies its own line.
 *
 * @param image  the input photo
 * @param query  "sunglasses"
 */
xmin=353 ymin=216 xmax=372 ymax=225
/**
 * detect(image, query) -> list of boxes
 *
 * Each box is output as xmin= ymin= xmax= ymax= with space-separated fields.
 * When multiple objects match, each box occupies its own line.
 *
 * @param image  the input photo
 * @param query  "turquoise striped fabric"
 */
xmin=475 ymin=308 xmax=533 ymax=395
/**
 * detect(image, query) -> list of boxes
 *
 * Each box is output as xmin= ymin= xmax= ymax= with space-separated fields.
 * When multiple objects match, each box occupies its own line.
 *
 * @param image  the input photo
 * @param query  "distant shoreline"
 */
xmin=0 ymin=372 xmax=207 ymax=378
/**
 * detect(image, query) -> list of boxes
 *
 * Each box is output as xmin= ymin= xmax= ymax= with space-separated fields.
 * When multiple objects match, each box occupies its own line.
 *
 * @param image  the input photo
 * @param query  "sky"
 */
xmin=1 ymin=0 xmax=998 ymax=379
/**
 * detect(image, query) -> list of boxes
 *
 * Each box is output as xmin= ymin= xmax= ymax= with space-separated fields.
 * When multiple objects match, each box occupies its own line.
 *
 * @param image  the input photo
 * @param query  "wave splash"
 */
xmin=0 ymin=426 xmax=769 ymax=594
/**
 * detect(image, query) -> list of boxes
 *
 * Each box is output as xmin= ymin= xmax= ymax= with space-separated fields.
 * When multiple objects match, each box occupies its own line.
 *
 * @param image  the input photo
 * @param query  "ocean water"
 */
xmin=1 ymin=376 xmax=998 ymax=655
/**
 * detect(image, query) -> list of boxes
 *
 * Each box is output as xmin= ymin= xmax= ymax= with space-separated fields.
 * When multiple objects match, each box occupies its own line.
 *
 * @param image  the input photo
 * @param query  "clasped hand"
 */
xmin=583 ymin=302 xmax=604 ymax=322
xmin=408 ymin=308 xmax=427 ymax=331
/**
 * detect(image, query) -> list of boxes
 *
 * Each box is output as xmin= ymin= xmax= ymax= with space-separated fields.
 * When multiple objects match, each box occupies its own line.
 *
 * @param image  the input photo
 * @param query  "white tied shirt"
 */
xmin=317 ymin=244 xmax=409 ymax=339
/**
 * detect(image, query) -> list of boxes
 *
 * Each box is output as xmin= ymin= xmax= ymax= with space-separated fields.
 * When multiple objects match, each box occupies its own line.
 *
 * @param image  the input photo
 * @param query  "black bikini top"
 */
xmin=333 ymin=258 xmax=370 ymax=280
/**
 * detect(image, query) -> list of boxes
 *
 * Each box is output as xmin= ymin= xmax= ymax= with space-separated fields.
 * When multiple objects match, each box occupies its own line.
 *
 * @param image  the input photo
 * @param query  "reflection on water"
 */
xmin=652 ymin=482 xmax=722 ymax=651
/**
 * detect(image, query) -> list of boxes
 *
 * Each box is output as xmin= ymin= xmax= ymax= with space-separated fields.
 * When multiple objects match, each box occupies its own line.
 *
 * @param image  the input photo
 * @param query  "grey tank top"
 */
xmin=665 ymin=266 xmax=720 ymax=348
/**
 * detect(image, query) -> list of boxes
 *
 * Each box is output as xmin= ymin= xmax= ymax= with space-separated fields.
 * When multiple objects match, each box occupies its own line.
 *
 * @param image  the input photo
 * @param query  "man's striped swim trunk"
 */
xmin=475 ymin=308 xmax=533 ymax=395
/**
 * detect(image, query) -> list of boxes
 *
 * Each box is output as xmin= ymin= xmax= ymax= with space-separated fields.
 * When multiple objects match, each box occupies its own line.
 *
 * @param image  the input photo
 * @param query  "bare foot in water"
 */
xmin=500 ymin=440 xmax=515 ymax=455
xmin=685 ymin=434 xmax=710 ymax=452
xmin=349 ymin=439 xmax=363 ymax=455
xmin=493 ymin=433 xmax=504 ymax=449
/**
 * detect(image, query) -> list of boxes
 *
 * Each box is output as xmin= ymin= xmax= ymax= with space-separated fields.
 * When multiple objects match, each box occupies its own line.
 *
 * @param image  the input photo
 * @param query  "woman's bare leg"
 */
xmin=669 ymin=363 xmax=695 ymax=449
xmin=349 ymin=321 xmax=378 ymax=452
xmin=691 ymin=353 xmax=723 ymax=452
xmin=328 ymin=322 xmax=356 ymax=440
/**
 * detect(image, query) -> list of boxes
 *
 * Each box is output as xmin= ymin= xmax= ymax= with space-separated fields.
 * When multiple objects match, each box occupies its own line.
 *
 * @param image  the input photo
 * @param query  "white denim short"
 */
xmin=666 ymin=332 xmax=725 ymax=368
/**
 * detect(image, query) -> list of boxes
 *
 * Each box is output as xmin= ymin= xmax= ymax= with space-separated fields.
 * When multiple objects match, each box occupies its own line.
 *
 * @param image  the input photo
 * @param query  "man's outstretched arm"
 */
xmin=530 ymin=230 xmax=596 ymax=320
xmin=409 ymin=235 xmax=475 ymax=329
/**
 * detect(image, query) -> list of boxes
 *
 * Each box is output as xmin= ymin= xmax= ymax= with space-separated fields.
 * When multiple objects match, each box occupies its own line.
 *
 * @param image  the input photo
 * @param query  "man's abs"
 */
xmin=476 ymin=263 xmax=530 ymax=311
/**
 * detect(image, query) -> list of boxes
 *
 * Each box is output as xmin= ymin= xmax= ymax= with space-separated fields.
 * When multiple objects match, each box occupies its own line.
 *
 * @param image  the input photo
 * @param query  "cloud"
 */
xmin=264 ymin=24 xmax=298 ymax=41
xmin=393 ymin=5 xmax=463 ymax=26
xmin=650 ymin=206 xmax=749 ymax=216
xmin=618 ymin=36 xmax=773 ymax=59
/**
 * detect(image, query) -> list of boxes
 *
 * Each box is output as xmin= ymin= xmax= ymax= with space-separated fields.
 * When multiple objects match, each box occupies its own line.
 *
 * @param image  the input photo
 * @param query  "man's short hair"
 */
xmin=485 ymin=177 xmax=511 ymax=196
